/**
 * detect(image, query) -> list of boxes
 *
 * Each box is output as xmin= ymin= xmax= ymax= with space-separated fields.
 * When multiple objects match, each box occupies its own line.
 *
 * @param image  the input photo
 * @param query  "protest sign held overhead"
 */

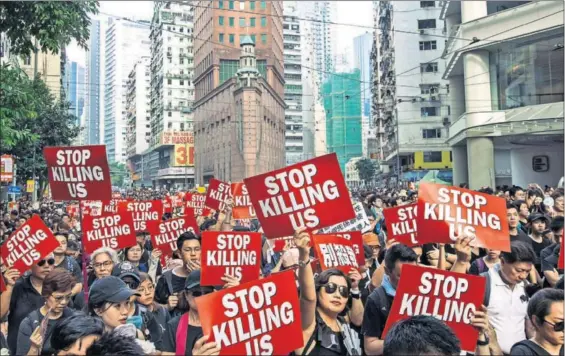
xmin=317 ymin=202 xmax=372 ymax=234
xmin=201 ymin=232 xmax=261 ymax=286
xmin=231 ymin=182 xmax=256 ymax=220
xmin=163 ymin=197 xmax=173 ymax=214
xmin=185 ymin=192 xmax=206 ymax=216
xmin=312 ymin=234 xmax=359 ymax=273
xmin=417 ymin=183 xmax=510 ymax=251
xmin=82 ymin=211 xmax=136 ymax=253
xmin=244 ymin=153 xmax=354 ymax=238
xmin=320 ymin=231 xmax=365 ymax=266
xmin=119 ymin=200 xmax=163 ymax=235
xmin=382 ymin=264 xmax=486 ymax=353
xmin=205 ymin=178 xmax=232 ymax=211
xmin=195 ymin=270 xmax=302 ymax=355
xmin=43 ymin=145 xmax=111 ymax=200
xmin=152 ymin=216 xmax=199 ymax=266
xmin=383 ymin=204 xmax=418 ymax=246
xmin=0 ymin=215 xmax=60 ymax=274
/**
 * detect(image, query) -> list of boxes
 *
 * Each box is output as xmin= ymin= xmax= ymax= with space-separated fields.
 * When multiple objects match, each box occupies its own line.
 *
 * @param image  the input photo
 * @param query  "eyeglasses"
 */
xmin=37 ymin=258 xmax=55 ymax=267
xmin=322 ymin=282 xmax=349 ymax=298
xmin=138 ymin=285 xmax=155 ymax=294
xmin=93 ymin=261 xmax=113 ymax=269
xmin=189 ymin=289 xmax=213 ymax=297
xmin=544 ymin=320 xmax=564 ymax=332
xmin=52 ymin=293 xmax=73 ymax=303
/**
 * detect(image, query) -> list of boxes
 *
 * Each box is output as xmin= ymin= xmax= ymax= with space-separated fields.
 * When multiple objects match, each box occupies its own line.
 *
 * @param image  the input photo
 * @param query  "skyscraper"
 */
xmin=85 ymin=19 xmax=101 ymax=144
xmin=353 ymin=32 xmax=374 ymax=157
xmin=62 ymin=60 xmax=86 ymax=125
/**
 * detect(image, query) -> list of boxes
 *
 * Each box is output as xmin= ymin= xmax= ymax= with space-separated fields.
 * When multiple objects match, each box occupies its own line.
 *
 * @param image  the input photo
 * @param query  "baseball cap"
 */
xmin=528 ymin=213 xmax=550 ymax=225
xmin=363 ymin=233 xmax=380 ymax=247
xmin=184 ymin=270 xmax=201 ymax=291
xmin=89 ymin=276 xmax=139 ymax=305
xmin=112 ymin=262 xmax=141 ymax=284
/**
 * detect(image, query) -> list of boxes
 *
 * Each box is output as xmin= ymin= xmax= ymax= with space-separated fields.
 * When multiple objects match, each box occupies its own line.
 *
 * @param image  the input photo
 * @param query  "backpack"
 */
xmin=368 ymin=286 xmax=392 ymax=320
xmin=163 ymin=270 xmax=174 ymax=296
xmin=475 ymin=258 xmax=488 ymax=275
xmin=480 ymin=271 xmax=492 ymax=307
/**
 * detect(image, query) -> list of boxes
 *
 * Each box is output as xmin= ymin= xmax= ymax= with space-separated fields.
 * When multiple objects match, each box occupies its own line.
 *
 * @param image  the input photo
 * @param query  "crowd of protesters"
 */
xmin=0 ymin=181 xmax=563 ymax=356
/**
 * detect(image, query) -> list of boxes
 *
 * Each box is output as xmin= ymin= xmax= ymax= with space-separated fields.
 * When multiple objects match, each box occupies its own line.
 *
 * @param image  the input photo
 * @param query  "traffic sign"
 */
xmin=8 ymin=186 xmax=22 ymax=194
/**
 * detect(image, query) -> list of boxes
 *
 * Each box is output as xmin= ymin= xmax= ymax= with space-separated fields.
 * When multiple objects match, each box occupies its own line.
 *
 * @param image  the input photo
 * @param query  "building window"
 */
xmin=420 ymin=62 xmax=438 ymax=73
xmin=219 ymin=16 xmax=224 ymax=25
xmin=229 ymin=17 xmax=234 ymax=27
xmin=250 ymin=1 xmax=255 ymax=10
xmin=167 ymin=79 xmax=172 ymax=85
xmin=422 ymin=129 xmax=442 ymax=139
xmin=219 ymin=33 xmax=224 ymax=42
xmin=261 ymin=16 xmax=267 ymax=27
xmin=260 ymin=0 xmax=266 ymax=9
xmin=419 ymin=41 xmax=437 ymax=50
xmin=261 ymin=33 xmax=267 ymax=44
xmin=22 ymin=55 xmax=31 ymax=65
xmin=421 ymin=107 xmax=438 ymax=117
xmin=240 ymin=0 xmax=245 ymax=9
xmin=218 ymin=0 xmax=224 ymax=9
xmin=239 ymin=17 xmax=245 ymax=27
xmin=250 ymin=17 xmax=256 ymax=27
xmin=168 ymin=112 xmax=172 ymax=117
xmin=423 ymin=151 xmax=443 ymax=162
xmin=418 ymin=19 xmax=436 ymax=29
xmin=229 ymin=34 xmax=235 ymax=44
xmin=229 ymin=0 xmax=234 ymax=9
xmin=251 ymin=34 xmax=256 ymax=43
xmin=420 ymin=84 xmax=440 ymax=94
xmin=420 ymin=1 xmax=435 ymax=8
xmin=180 ymin=58 xmax=184 ymax=64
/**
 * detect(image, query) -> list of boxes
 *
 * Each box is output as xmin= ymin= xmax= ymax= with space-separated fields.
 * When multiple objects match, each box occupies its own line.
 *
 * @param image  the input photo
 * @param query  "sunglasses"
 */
xmin=189 ymin=289 xmax=213 ymax=297
xmin=37 ymin=258 xmax=55 ymax=267
xmin=544 ymin=320 xmax=564 ymax=332
xmin=322 ymin=282 xmax=349 ymax=298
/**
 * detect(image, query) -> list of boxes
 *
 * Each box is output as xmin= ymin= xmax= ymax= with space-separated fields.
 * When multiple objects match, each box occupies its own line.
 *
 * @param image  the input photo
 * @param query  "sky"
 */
xmin=67 ymin=1 xmax=374 ymax=69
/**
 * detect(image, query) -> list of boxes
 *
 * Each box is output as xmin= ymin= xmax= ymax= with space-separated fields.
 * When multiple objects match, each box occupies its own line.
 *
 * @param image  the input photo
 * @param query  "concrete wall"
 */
xmin=510 ymin=144 xmax=564 ymax=187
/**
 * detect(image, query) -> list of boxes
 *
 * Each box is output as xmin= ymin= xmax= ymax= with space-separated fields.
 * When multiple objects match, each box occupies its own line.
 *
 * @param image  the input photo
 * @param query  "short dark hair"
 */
xmin=176 ymin=231 xmax=200 ymax=251
xmin=383 ymin=315 xmax=461 ymax=355
xmin=384 ymin=244 xmax=418 ymax=273
xmin=510 ymin=186 xmax=524 ymax=197
xmin=500 ymin=241 xmax=536 ymax=264
xmin=506 ymin=202 xmax=518 ymax=211
xmin=555 ymin=276 xmax=564 ymax=290
xmin=527 ymin=288 xmax=564 ymax=327
xmin=50 ymin=313 xmax=104 ymax=352
xmin=551 ymin=216 xmax=564 ymax=234
xmin=314 ymin=268 xmax=351 ymax=294
xmin=85 ymin=332 xmax=144 ymax=356
xmin=42 ymin=268 xmax=76 ymax=297
xmin=527 ymin=189 xmax=543 ymax=199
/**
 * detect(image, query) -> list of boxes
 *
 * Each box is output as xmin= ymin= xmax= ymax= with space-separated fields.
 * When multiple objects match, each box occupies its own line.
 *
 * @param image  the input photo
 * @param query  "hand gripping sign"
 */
xmin=82 ymin=211 xmax=137 ymax=253
xmin=185 ymin=193 xmax=206 ymax=216
xmin=312 ymin=234 xmax=359 ymax=274
xmin=201 ymin=232 xmax=262 ymax=286
xmin=417 ymin=183 xmax=510 ymax=251
xmin=383 ymin=204 xmax=419 ymax=246
xmin=0 ymin=215 xmax=60 ymax=274
xmin=205 ymin=179 xmax=232 ymax=211
xmin=119 ymin=200 xmax=163 ymax=235
xmin=152 ymin=216 xmax=200 ymax=266
xmin=382 ymin=264 xmax=486 ymax=353
xmin=195 ymin=270 xmax=303 ymax=355
xmin=231 ymin=182 xmax=256 ymax=220
xmin=244 ymin=153 xmax=355 ymax=238
xmin=43 ymin=145 xmax=112 ymax=201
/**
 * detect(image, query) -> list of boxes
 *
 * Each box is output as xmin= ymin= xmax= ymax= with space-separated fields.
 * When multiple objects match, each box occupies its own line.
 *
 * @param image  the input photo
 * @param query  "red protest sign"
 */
xmin=382 ymin=264 xmax=486 ymax=353
xmin=201 ymin=232 xmax=261 ymax=286
xmin=319 ymin=231 xmax=364 ymax=266
xmin=152 ymin=217 xmax=199 ymax=266
xmin=66 ymin=204 xmax=79 ymax=218
xmin=417 ymin=183 xmax=510 ymax=251
xmin=0 ymin=215 xmax=60 ymax=274
xmin=185 ymin=193 xmax=206 ymax=216
xmin=205 ymin=179 xmax=232 ymax=211
xmin=43 ymin=145 xmax=111 ymax=201
xmin=0 ymin=272 xmax=5 ymax=293
xmin=231 ymin=182 xmax=256 ymax=220
xmin=195 ymin=270 xmax=302 ymax=355
xmin=383 ymin=204 xmax=419 ymax=246
xmin=82 ymin=211 xmax=137 ymax=253
xmin=101 ymin=200 xmax=121 ymax=215
xmin=119 ymin=200 xmax=163 ymax=235
xmin=163 ymin=197 xmax=173 ymax=214
xmin=272 ymin=237 xmax=294 ymax=252
xmin=244 ymin=153 xmax=354 ymax=238
xmin=312 ymin=234 xmax=359 ymax=273
xmin=112 ymin=192 xmax=122 ymax=199
xmin=559 ymin=237 xmax=564 ymax=270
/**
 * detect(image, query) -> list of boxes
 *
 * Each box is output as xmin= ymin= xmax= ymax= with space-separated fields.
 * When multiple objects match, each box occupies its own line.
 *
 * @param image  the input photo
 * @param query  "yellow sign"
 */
xmin=196 ymin=186 xmax=206 ymax=194
xmin=26 ymin=180 xmax=35 ymax=193
xmin=172 ymin=144 xmax=194 ymax=167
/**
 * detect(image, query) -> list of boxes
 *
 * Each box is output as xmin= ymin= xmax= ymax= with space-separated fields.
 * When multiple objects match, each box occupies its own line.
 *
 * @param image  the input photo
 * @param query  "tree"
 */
xmin=355 ymin=158 xmax=376 ymax=185
xmin=0 ymin=1 xmax=99 ymax=57
xmin=109 ymin=162 xmax=128 ymax=188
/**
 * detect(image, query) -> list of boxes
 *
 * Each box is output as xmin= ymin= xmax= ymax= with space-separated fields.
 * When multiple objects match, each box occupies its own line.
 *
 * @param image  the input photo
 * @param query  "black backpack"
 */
xmin=480 ymin=271 xmax=492 ymax=307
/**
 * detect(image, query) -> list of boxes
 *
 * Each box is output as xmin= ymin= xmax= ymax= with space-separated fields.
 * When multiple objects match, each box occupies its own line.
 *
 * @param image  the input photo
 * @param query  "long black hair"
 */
xmin=50 ymin=313 xmax=104 ymax=352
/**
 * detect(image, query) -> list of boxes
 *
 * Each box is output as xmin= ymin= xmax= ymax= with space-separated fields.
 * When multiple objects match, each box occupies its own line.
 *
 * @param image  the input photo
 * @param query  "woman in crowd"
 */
xmin=469 ymin=249 xmax=501 ymax=275
xmin=17 ymin=268 xmax=76 ymax=355
xmin=136 ymin=272 xmax=170 ymax=334
xmin=50 ymin=314 xmax=104 ymax=356
xmin=123 ymin=243 xmax=162 ymax=281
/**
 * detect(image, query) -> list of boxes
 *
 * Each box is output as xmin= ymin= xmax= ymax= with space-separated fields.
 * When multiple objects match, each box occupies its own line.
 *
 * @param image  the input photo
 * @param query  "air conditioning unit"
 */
xmin=442 ymin=117 xmax=451 ymax=126
xmin=430 ymin=95 xmax=437 ymax=101
xmin=420 ymin=29 xmax=426 ymax=35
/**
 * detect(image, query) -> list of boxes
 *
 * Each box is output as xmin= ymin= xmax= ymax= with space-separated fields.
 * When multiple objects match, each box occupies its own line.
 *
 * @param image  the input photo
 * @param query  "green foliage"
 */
xmin=355 ymin=158 xmax=376 ymax=184
xmin=0 ymin=1 xmax=99 ymax=57
xmin=109 ymin=162 xmax=128 ymax=188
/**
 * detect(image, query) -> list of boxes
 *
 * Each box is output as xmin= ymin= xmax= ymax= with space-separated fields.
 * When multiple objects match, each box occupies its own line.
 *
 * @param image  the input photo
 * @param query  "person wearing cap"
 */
xmin=161 ymin=270 xmax=222 ymax=355
xmin=362 ymin=233 xmax=381 ymax=276
xmin=528 ymin=213 xmax=553 ymax=274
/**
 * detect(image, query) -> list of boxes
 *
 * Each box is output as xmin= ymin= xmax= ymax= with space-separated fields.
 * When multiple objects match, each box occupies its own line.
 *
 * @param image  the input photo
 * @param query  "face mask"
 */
xmin=126 ymin=315 xmax=143 ymax=330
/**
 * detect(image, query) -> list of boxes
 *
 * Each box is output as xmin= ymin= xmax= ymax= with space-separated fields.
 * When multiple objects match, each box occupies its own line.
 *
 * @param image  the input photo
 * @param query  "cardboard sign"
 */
xmin=205 ymin=179 xmax=232 ymax=211
xmin=383 ymin=204 xmax=418 ymax=246
xmin=43 ymin=145 xmax=111 ymax=201
xmin=312 ymin=234 xmax=359 ymax=273
xmin=318 ymin=231 xmax=364 ymax=266
xmin=201 ymin=232 xmax=262 ymax=286
xmin=185 ymin=193 xmax=206 ymax=216
xmin=119 ymin=200 xmax=163 ymax=235
xmin=244 ymin=153 xmax=355 ymax=238
xmin=231 ymin=182 xmax=256 ymax=220
xmin=195 ymin=270 xmax=302 ymax=355
xmin=0 ymin=215 xmax=60 ymax=274
xmin=417 ymin=183 xmax=510 ymax=251
xmin=316 ymin=202 xmax=372 ymax=234
xmin=82 ymin=211 xmax=137 ymax=253
xmin=382 ymin=264 xmax=486 ymax=353
xmin=152 ymin=217 xmax=199 ymax=266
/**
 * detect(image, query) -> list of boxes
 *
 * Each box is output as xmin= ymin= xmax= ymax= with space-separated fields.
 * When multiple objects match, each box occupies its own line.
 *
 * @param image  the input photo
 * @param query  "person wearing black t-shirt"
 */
xmin=508 ymin=203 xmax=533 ymax=246
xmin=527 ymin=214 xmax=553 ymax=274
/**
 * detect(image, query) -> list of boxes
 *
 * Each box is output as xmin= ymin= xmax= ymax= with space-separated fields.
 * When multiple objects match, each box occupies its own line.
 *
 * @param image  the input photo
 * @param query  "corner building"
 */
xmin=193 ymin=0 xmax=285 ymax=183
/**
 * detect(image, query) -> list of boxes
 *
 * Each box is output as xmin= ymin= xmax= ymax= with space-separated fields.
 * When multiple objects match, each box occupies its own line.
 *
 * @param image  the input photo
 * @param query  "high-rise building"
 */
xmin=103 ymin=18 xmax=151 ymax=163
xmin=353 ymin=32 xmax=374 ymax=157
xmin=62 ymin=60 xmax=86 ymax=126
xmin=283 ymin=2 xmax=304 ymax=165
xmin=323 ymin=70 xmax=363 ymax=172
xmin=193 ymin=0 xmax=285 ymax=183
xmin=126 ymin=57 xmax=151 ymax=159
xmin=85 ymin=19 xmax=102 ymax=145
xmin=374 ymin=1 xmax=451 ymax=186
